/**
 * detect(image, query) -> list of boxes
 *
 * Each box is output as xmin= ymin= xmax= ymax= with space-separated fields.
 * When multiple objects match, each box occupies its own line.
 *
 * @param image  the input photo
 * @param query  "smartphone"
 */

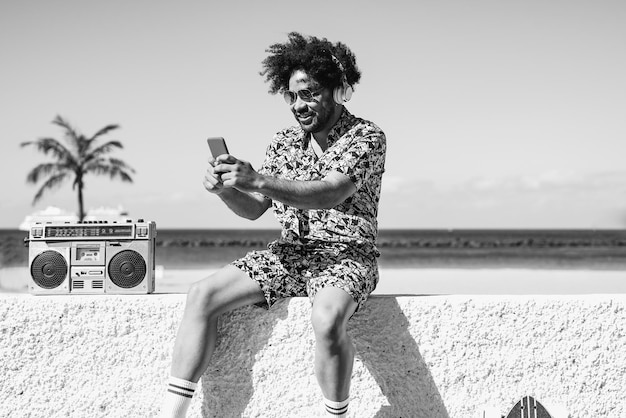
xmin=207 ymin=137 xmax=229 ymax=158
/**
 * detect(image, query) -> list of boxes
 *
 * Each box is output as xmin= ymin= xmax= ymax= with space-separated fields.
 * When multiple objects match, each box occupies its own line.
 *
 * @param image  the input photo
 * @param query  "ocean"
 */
xmin=2 ymin=228 xmax=625 ymax=270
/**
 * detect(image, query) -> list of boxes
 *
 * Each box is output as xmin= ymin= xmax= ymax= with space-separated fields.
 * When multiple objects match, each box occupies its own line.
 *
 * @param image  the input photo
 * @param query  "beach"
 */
xmin=136 ymin=267 xmax=626 ymax=295
xmin=2 ymin=265 xmax=625 ymax=296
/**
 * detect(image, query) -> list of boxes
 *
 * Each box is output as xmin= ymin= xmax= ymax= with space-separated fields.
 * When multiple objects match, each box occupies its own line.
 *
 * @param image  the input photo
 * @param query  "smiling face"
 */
xmin=287 ymin=69 xmax=341 ymax=139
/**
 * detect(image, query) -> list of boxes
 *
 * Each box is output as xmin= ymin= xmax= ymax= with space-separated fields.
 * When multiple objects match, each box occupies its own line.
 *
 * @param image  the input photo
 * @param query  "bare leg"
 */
xmin=311 ymin=287 xmax=358 ymax=401
xmin=169 ymin=265 xmax=265 ymax=382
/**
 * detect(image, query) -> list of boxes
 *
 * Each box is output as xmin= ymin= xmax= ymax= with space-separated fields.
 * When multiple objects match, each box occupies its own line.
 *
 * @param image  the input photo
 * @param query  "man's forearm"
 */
xmin=254 ymin=172 xmax=355 ymax=210
xmin=217 ymin=188 xmax=270 ymax=220
xmin=214 ymin=157 xmax=356 ymax=211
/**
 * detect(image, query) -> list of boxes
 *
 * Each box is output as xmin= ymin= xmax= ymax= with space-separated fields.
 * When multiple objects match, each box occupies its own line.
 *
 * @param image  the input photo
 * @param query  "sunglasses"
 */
xmin=282 ymin=88 xmax=324 ymax=105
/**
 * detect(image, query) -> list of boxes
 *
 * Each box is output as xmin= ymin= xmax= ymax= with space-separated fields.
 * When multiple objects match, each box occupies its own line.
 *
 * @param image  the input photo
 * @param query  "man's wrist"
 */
xmin=253 ymin=174 xmax=268 ymax=194
xmin=216 ymin=187 xmax=234 ymax=199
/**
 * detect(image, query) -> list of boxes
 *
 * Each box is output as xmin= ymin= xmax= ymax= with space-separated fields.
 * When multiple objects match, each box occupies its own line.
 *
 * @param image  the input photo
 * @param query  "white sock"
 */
xmin=159 ymin=376 xmax=197 ymax=418
xmin=324 ymin=396 xmax=349 ymax=417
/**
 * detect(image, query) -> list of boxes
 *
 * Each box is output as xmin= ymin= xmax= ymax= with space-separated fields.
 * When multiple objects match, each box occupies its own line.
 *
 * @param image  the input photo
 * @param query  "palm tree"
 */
xmin=21 ymin=115 xmax=135 ymax=222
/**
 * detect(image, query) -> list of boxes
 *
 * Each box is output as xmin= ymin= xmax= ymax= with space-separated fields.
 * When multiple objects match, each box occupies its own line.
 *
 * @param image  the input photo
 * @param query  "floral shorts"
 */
xmin=231 ymin=240 xmax=379 ymax=312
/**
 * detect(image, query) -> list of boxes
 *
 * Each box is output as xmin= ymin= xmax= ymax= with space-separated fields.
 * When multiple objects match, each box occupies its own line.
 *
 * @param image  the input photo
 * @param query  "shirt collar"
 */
xmin=302 ymin=108 xmax=356 ymax=148
xmin=327 ymin=108 xmax=356 ymax=147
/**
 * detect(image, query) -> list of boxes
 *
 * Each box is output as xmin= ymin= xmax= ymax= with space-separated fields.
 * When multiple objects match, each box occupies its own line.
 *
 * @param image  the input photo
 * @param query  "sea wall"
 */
xmin=1 ymin=293 xmax=624 ymax=417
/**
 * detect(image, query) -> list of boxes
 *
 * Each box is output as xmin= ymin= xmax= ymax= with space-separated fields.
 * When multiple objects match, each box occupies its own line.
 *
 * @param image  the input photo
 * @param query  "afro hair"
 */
xmin=260 ymin=32 xmax=361 ymax=94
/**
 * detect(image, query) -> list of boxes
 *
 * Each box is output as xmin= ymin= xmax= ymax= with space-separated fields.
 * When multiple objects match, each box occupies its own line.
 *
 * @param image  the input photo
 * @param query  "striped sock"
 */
xmin=159 ymin=376 xmax=197 ymax=418
xmin=324 ymin=397 xmax=349 ymax=417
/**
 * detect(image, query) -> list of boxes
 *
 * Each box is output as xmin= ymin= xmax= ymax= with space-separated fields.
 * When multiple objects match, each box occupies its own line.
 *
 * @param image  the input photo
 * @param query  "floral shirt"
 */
xmin=259 ymin=109 xmax=386 ymax=255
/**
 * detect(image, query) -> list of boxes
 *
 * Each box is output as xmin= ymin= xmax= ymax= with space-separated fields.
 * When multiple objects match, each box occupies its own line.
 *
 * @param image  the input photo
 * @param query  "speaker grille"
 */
xmin=108 ymin=250 xmax=146 ymax=289
xmin=31 ymin=251 xmax=68 ymax=289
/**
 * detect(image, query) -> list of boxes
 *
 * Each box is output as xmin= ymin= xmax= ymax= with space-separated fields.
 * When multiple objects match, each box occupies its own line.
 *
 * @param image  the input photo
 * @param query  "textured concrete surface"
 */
xmin=1 ymin=293 xmax=625 ymax=417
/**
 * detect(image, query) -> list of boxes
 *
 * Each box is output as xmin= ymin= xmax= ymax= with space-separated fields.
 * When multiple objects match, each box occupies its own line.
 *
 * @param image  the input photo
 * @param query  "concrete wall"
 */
xmin=0 ymin=293 xmax=624 ymax=417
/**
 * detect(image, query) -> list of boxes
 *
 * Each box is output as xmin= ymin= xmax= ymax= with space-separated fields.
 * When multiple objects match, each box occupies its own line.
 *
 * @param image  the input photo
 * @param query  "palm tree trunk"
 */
xmin=77 ymin=178 xmax=85 ymax=222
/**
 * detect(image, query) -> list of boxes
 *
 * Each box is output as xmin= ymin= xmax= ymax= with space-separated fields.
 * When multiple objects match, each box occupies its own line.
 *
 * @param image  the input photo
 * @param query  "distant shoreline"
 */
xmin=2 ymin=228 xmax=625 ymax=270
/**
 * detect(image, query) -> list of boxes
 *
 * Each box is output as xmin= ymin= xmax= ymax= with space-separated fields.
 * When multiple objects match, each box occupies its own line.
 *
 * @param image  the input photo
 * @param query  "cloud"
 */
xmin=464 ymin=170 xmax=626 ymax=194
xmin=378 ymin=170 xmax=626 ymax=228
xmin=520 ymin=170 xmax=582 ymax=190
xmin=381 ymin=175 xmax=448 ymax=195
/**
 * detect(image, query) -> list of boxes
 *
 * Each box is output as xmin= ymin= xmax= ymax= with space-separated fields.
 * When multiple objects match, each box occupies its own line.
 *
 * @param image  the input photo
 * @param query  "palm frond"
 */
xmin=83 ymin=124 xmax=119 ymax=155
xmin=83 ymin=160 xmax=109 ymax=175
xmin=52 ymin=115 xmax=81 ymax=143
xmin=53 ymin=115 xmax=93 ymax=157
xmin=84 ymin=156 xmax=135 ymax=173
xmin=83 ymin=140 xmax=124 ymax=163
xmin=21 ymin=137 xmax=75 ymax=163
xmin=85 ymin=160 xmax=134 ymax=182
xmin=32 ymin=172 xmax=70 ymax=204
xmin=108 ymin=157 xmax=136 ymax=173
xmin=114 ymin=169 xmax=134 ymax=183
xmin=25 ymin=162 xmax=69 ymax=184
xmin=89 ymin=124 xmax=120 ymax=142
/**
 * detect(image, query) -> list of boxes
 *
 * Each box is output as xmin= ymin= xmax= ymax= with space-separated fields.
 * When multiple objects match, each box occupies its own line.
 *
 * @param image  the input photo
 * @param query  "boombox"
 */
xmin=27 ymin=219 xmax=156 ymax=295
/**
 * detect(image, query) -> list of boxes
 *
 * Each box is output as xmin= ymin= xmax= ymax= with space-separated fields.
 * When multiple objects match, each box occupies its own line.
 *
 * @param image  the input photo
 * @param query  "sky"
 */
xmin=1 ymin=0 xmax=625 ymax=229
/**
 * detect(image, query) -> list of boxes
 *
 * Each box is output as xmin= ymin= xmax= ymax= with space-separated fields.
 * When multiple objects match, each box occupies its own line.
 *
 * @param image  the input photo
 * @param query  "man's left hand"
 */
xmin=213 ymin=155 xmax=262 ymax=193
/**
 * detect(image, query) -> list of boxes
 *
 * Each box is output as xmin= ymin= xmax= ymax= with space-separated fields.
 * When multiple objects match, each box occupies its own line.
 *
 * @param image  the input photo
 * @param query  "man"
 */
xmin=160 ymin=32 xmax=386 ymax=418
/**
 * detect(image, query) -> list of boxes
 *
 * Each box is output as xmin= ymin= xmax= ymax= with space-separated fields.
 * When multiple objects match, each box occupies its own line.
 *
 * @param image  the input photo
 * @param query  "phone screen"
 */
xmin=207 ymin=137 xmax=229 ymax=158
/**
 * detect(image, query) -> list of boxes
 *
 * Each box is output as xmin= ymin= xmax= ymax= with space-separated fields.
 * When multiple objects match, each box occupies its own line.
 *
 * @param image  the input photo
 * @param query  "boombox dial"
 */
xmin=108 ymin=250 xmax=147 ymax=289
xmin=31 ymin=250 xmax=68 ymax=289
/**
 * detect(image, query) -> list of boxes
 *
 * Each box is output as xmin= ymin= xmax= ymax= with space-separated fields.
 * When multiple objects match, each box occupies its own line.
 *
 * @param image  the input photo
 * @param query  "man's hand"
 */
xmin=203 ymin=155 xmax=272 ymax=219
xmin=202 ymin=156 xmax=226 ymax=194
xmin=213 ymin=155 xmax=262 ymax=193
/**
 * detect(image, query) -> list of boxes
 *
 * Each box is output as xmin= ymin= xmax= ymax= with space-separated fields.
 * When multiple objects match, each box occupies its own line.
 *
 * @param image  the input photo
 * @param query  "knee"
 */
xmin=311 ymin=304 xmax=348 ymax=345
xmin=186 ymin=279 xmax=218 ymax=318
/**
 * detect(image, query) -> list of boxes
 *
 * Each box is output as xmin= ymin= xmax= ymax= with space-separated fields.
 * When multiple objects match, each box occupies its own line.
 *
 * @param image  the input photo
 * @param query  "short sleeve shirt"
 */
xmin=258 ymin=109 xmax=386 ymax=255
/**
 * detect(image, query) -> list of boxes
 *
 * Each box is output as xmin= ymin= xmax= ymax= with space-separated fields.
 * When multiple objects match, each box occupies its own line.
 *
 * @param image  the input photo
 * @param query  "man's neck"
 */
xmin=312 ymin=105 xmax=343 ymax=146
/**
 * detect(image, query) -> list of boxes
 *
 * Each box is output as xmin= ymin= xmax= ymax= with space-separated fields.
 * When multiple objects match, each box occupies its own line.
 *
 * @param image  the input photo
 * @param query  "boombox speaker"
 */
xmin=28 ymin=242 xmax=71 ymax=294
xmin=27 ymin=220 xmax=156 ymax=295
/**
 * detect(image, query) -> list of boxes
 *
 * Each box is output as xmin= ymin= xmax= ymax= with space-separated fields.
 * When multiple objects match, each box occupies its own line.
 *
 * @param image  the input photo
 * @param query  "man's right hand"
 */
xmin=202 ymin=156 xmax=272 ymax=220
xmin=203 ymin=157 xmax=225 ymax=194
